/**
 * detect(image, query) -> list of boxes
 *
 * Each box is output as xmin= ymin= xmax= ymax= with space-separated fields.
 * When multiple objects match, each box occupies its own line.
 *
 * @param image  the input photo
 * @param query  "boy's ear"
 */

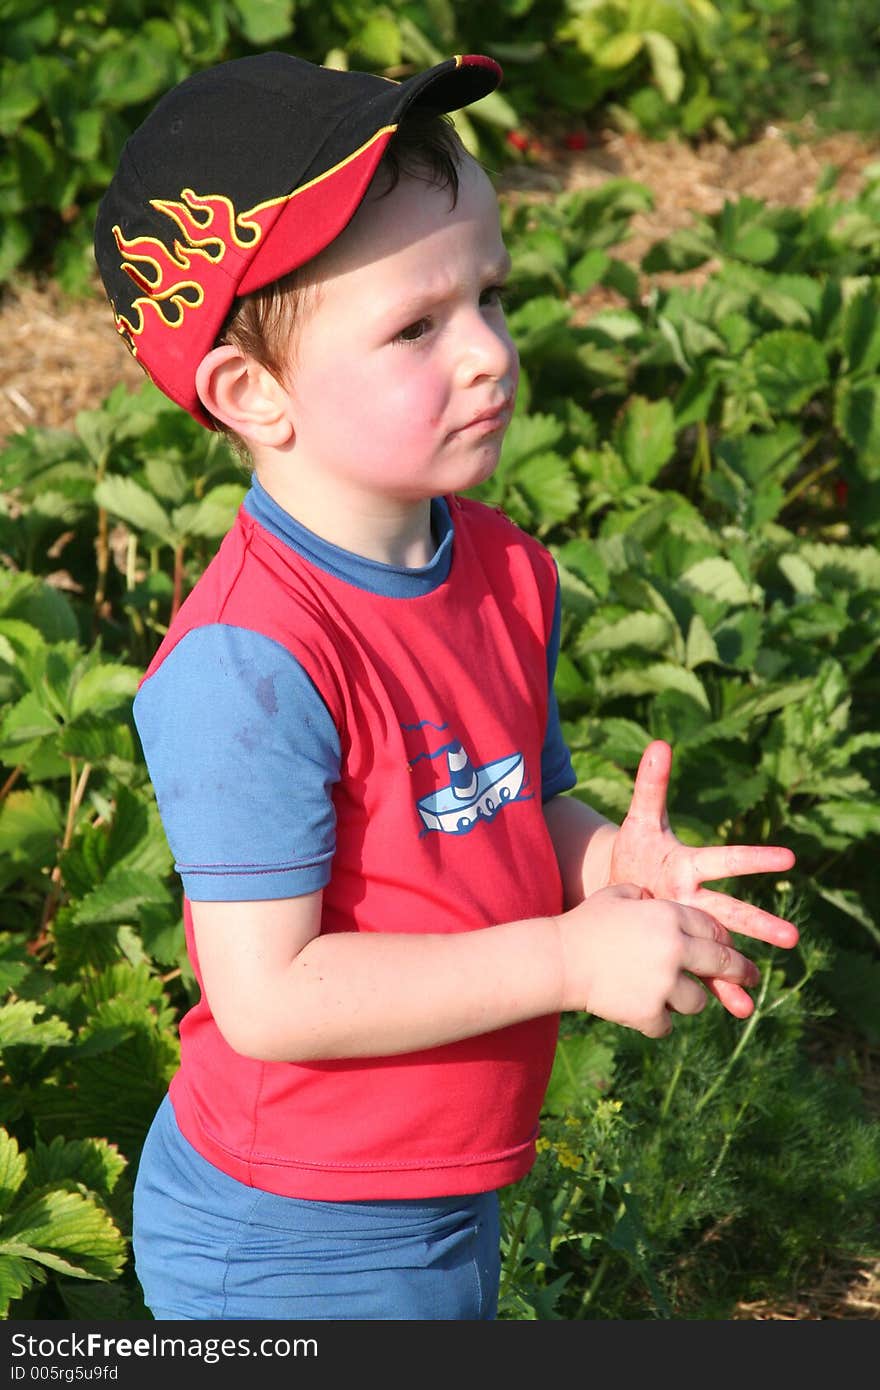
xmin=195 ymin=345 xmax=294 ymax=447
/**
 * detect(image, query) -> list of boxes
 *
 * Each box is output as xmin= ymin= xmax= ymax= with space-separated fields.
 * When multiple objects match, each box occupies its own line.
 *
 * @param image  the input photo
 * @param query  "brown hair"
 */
xmin=213 ymin=110 xmax=469 ymax=454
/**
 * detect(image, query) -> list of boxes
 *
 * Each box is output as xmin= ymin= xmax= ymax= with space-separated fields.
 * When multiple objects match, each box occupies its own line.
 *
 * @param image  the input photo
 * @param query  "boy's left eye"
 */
xmin=395 ymin=317 xmax=431 ymax=344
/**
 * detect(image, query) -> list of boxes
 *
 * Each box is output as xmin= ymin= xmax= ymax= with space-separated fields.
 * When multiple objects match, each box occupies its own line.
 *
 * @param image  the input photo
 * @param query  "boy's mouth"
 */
xmin=454 ymin=396 xmax=513 ymax=435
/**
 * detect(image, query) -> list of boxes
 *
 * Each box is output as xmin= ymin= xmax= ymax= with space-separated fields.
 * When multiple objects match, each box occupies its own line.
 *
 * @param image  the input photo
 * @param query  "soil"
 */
xmin=1 ymin=118 xmax=878 ymax=1319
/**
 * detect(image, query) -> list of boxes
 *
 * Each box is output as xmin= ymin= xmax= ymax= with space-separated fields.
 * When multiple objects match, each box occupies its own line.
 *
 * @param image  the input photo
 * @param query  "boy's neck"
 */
xmin=251 ymin=464 xmax=437 ymax=568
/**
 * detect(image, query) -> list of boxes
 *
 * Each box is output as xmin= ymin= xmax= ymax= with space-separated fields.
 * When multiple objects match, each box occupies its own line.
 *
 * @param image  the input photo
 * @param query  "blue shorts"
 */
xmin=132 ymin=1094 xmax=501 ymax=1321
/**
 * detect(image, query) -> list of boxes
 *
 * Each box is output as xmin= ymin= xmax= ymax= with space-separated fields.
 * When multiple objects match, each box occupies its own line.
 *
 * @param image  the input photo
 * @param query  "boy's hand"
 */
xmin=559 ymin=882 xmax=762 ymax=1037
xmin=609 ymin=740 xmax=798 ymax=1018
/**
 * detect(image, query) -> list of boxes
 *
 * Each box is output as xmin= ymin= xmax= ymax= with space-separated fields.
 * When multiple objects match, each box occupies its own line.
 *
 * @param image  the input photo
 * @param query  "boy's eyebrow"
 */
xmin=391 ymin=251 xmax=514 ymax=318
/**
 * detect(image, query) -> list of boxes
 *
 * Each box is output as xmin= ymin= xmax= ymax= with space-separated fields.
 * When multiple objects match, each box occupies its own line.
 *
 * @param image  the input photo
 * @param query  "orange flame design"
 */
xmin=112 ymin=189 xmax=269 ymax=346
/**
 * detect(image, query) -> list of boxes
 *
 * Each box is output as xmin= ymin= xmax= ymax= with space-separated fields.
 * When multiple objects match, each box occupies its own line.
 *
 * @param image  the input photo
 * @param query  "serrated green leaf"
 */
xmin=1 ymin=1187 xmax=125 ymax=1280
xmin=501 ymin=412 xmax=566 ymax=468
xmin=835 ymin=378 xmax=880 ymax=466
xmin=745 ymin=331 xmax=829 ymax=413
xmin=544 ymin=1032 xmax=616 ymax=1116
xmin=515 ymin=453 xmax=579 ymax=530
xmin=570 ymin=248 xmax=611 ymax=293
xmin=27 ymin=1137 xmax=126 ymax=1199
xmin=175 ymin=483 xmax=246 ymax=539
xmin=643 ymin=30 xmax=683 ymax=103
xmin=72 ymin=868 xmax=173 ymax=927
xmin=778 ymin=554 xmax=816 ymax=597
xmin=93 ymin=475 xmax=173 ymax=542
xmin=568 ymin=756 xmax=635 ymax=819
xmin=229 ymin=0 xmax=296 ymax=46
xmin=679 ymin=556 xmax=757 ymax=606
xmin=684 ymin=613 xmax=719 ymax=668
xmin=0 ymin=787 xmax=63 ymax=862
xmin=0 ymin=1001 xmax=72 ymax=1051
xmin=69 ymin=662 xmax=139 ymax=722
xmin=0 ymin=1130 xmax=27 ymax=1216
xmin=601 ymin=662 xmax=711 ymax=710
xmin=597 ymin=32 xmax=644 ymax=69
xmin=0 ymin=691 xmax=58 ymax=747
xmin=842 ymin=288 xmax=880 ymax=377
xmin=0 ymin=1249 xmax=39 ymax=1317
xmin=613 ymin=396 xmax=676 ymax=484
xmin=798 ymin=542 xmax=880 ymax=591
xmin=579 ymin=610 xmax=673 ymax=655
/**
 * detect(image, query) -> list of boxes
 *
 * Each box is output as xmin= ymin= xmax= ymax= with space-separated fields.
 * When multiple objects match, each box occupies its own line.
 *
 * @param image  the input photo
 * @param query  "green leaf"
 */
xmin=72 ymin=868 xmax=174 ymax=927
xmin=354 ymin=15 xmax=402 ymax=68
xmin=0 ymin=1249 xmax=39 ymax=1317
xmin=515 ymin=453 xmax=579 ymax=530
xmin=601 ymin=662 xmax=711 ymax=710
xmin=613 ymin=396 xmax=676 ymax=484
xmin=89 ymin=28 xmax=183 ymax=109
xmin=1 ymin=1187 xmax=126 ymax=1281
xmin=835 ymin=378 xmax=880 ymax=466
xmin=684 ymin=613 xmax=719 ymax=668
xmin=778 ymin=554 xmax=816 ymax=597
xmin=501 ymin=412 xmax=566 ymax=468
xmin=578 ymin=610 xmax=673 ymax=655
xmin=0 ymin=787 xmax=63 ymax=864
xmin=745 ymin=331 xmax=829 ymax=414
xmin=0 ymin=216 xmax=31 ymax=281
xmin=597 ymin=32 xmax=645 ymax=69
xmin=544 ymin=1033 xmax=616 ymax=1115
xmin=229 ymin=0 xmax=295 ymax=45
xmin=643 ymin=30 xmax=684 ymax=103
xmin=0 ymin=692 xmax=59 ymax=748
xmin=27 ymin=1137 xmax=126 ymax=1199
xmin=0 ymin=1001 xmax=71 ymax=1051
xmin=93 ymin=475 xmax=173 ymax=541
xmin=798 ymin=542 xmax=880 ymax=591
xmin=679 ymin=556 xmax=757 ymax=606
xmin=570 ymin=248 xmax=611 ymax=294
xmin=0 ymin=1130 xmax=26 ymax=1217
xmin=842 ymin=288 xmax=880 ymax=377
xmin=173 ymin=482 xmax=246 ymax=539
xmin=69 ymin=663 xmax=140 ymax=722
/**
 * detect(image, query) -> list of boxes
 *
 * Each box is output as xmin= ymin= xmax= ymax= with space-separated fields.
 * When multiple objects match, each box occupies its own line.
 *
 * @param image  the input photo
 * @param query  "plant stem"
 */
xmin=694 ymin=966 xmax=773 ymax=1116
xmin=499 ymin=1188 xmax=535 ymax=1301
xmin=782 ymin=453 xmax=838 ymax=510
xmin=0 ymin=764 xmax=23 ymax=804
xmin=171 ymin=543 xmax=185 ymax=622
xmin=33 ymin=758 xmax=93 ymax=950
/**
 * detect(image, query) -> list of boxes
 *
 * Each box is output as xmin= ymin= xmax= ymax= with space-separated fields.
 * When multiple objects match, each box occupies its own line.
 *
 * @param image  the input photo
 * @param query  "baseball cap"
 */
xmin=94 ymin=50 xmax=503 ymax=427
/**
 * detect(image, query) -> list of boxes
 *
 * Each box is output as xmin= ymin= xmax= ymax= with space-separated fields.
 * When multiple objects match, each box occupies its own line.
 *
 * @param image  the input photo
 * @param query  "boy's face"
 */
xmin=275 ymin=154 xmax=518 ymax=509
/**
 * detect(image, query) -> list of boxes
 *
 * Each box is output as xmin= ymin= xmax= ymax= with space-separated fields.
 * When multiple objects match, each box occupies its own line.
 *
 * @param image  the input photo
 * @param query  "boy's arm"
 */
xmin=190 ymin=881 xmax=761 ymax=1062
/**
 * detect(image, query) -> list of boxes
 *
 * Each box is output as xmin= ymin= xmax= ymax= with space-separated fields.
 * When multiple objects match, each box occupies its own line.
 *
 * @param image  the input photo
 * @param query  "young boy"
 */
xmin=94 ymin=50 xmax=798 ymax=1321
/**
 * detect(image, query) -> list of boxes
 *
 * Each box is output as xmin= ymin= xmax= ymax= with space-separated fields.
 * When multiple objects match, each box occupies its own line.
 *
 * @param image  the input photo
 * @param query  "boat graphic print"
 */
xmin=416 ymin=740 xmax=526 ymax=835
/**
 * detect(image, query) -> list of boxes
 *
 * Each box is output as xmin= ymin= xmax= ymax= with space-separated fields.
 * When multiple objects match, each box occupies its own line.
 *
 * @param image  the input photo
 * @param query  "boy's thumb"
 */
xmin=606 ymin=881 xmax=652 ymax=900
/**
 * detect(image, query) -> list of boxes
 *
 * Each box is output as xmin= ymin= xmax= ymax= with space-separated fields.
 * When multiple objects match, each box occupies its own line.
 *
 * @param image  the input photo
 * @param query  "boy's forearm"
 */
xmin=223 ymin=911 xmax=566 ymax=1062
xmin=543 ymin=793 xmax=618 ymax=908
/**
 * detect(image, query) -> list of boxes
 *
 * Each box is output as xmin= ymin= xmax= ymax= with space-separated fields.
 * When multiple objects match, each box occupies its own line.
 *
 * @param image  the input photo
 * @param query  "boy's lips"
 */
xmin=452 ymin=396 xmax=514 ymax=436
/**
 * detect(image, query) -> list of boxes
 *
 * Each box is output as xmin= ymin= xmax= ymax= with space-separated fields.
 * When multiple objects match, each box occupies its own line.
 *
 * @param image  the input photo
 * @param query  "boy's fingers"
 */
xmin=692 ymin=885 xmax=799 ymax=949
xmin=625 ymin=740 xmax=673 ymax=827
xmin=703 ymin=976 xmax=756 ymax=1019
xmin=681 ymin=931 xmax=760 ymax=988
xmin=688 ymin=843 xmax=796 ymax=884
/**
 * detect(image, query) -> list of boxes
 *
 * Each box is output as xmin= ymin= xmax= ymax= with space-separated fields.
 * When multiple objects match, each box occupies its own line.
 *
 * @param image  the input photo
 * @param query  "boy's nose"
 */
xmin=456 ymin=311 xmax=518 ymax=386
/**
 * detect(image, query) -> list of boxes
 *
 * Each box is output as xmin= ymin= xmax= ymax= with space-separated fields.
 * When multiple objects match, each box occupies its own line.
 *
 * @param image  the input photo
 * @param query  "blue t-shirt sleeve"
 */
xmin=541 ymin=569 xmax=577 ymax=801
xmin=133 ymin=624 xmax=341 ymax=901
